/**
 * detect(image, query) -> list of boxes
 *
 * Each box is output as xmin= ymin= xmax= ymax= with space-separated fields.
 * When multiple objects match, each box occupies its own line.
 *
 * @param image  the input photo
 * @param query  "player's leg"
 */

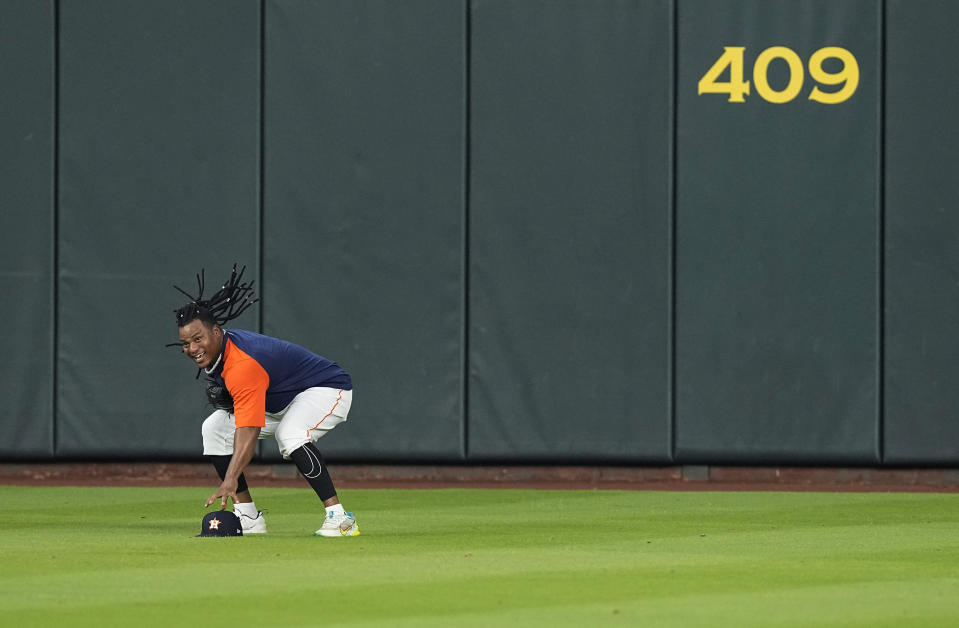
xmin=201 ymin=409 xmax=267 ymax=533
xmin=274 ymin=387 xmax=358 ymax=536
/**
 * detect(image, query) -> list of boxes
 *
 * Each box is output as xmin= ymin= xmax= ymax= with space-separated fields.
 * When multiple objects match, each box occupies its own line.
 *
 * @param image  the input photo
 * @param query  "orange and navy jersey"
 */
xmin=206 ymin=329 xmax=351 ymax=428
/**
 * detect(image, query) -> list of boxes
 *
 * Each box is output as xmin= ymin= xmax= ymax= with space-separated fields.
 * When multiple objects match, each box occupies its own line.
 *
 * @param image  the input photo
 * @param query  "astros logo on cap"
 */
xmin=197 ymin=510 xmax=243 ymax=537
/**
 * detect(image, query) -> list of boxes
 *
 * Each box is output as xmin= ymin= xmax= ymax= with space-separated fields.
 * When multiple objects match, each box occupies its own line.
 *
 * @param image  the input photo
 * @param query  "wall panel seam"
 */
xmin=52 ymin=0 xmax=61 ymax=456
xmin=668 ymin=0 xmax=678 ymax=463
xmin=258 ymin=0 xmax=266 ymax=335
xmin=877 ymin=0 xmax=887 ymax=464
xmin=462 ymin=0 xmax=472 ymax=461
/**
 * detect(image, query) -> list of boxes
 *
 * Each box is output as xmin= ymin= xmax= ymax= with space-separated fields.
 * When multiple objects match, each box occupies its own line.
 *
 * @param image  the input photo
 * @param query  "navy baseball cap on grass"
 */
xmin=197 ymin=510 xmax=243 ymax=537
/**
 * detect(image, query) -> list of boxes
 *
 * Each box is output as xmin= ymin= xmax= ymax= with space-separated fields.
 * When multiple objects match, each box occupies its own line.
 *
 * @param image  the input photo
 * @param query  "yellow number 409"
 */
xmin=698 ymin=46 xmax=859 ymax=104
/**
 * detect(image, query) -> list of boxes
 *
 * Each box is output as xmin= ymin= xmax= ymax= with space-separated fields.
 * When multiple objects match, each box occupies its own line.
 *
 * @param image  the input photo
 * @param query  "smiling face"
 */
xmin=178 ymin=319 xmax=224 ymax=369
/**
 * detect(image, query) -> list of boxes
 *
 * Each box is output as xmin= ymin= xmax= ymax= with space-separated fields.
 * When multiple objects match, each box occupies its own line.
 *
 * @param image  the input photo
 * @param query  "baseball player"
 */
xmin=171 ymin=265 xmax=359 ymax=537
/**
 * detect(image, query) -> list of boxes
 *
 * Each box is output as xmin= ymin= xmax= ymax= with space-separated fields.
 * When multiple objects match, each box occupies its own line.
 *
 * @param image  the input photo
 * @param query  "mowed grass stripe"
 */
xmin=1 ymin=486 xmax=957 ymax=627
xmin=4 ymin=570 xmax=958 ymax=627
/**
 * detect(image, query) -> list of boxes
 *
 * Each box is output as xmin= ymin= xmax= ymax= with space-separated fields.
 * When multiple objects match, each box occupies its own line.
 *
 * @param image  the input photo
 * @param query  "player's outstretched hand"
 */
xmin=205 ymin=478 xmax=238 ymax=510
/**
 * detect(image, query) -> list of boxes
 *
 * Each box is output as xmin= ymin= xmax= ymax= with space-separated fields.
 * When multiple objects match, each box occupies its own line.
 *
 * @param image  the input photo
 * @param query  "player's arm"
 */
xmin=205 ymin=358 xmax=269 ymax=509
xmin=205 ymin=426 xmax=261 ymax=509
xmin=228 ymin=427 xmax=260 ymax=478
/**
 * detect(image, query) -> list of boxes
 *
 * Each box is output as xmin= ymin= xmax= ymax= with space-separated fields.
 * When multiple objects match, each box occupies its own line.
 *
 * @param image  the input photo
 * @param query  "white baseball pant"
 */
xmin=201 ymin=387 xmax=352 ymax=459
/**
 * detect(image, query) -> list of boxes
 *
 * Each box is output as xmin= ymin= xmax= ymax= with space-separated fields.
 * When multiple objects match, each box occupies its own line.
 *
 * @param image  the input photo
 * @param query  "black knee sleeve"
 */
xmin=289 ymin=442 xmax=337 ymax=502
xmin=209 ymin=455 xmax=249 ymax=494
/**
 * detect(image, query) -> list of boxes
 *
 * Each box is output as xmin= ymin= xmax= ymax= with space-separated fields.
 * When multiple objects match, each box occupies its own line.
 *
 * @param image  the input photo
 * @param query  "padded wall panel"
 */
xmin=674 ymin=0 xmax=880 ymax=463
xmin=57 ymin=0 xmax=260 ymax=457
xmin=0 ymin=0 xmax=55 ymax=458
xmin=883 ymin=0 xmax=959 ymax=464
xmin=468 ymin=0 xmax=672 ymax=461
xmin=262 ymin=0 xmax=465 ymax=461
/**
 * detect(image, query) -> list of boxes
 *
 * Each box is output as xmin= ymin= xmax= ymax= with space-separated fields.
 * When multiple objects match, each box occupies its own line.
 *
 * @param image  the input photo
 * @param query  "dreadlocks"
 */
xmin=173 ymin=264 xmax=259 ymax=328
xmin=168 ymin=264 xmax=259 ymax=378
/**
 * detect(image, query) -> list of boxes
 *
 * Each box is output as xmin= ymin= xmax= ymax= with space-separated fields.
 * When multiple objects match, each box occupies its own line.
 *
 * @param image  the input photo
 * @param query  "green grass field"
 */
xmin=1 ymin=485 xmax=958 ymax=627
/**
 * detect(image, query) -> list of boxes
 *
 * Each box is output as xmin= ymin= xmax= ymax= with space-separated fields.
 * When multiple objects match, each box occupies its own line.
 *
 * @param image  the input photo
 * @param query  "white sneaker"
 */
xmin=235 ymin=509 xmax=267 ymax=534
xmin=314 ymin=511 xmax=360 ymax=537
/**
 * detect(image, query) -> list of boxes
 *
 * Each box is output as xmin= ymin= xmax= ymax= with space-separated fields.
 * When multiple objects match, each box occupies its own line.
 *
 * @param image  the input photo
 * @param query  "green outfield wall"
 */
xmin=1 ymin=0 xmax=956 ymax=465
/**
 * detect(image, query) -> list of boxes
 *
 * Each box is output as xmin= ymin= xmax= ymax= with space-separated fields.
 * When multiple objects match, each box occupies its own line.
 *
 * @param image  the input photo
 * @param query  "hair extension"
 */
xmin=172 ymin=264 xmax=259 ymax=328
xmin=166 ymin=265 xmax=259 ymax=378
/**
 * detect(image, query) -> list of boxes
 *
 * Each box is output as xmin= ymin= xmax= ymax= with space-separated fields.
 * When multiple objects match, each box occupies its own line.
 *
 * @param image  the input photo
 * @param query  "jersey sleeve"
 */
xmin=223 ymin=355 xmax=270 ymax=428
